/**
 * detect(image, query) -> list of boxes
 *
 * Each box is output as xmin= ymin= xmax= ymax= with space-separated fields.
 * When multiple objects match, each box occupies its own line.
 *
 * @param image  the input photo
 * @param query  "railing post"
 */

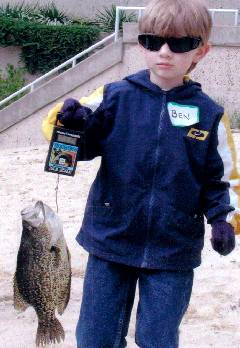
xmin=138 ymin=9 xmax=143 ymax=21
xmin=210 ymin=10 xmax=215 ymax=23
xmin=234 ymin=11 xmax=238 ymax=26
xmin=115 ymin=6 xmax=120 ymax=42
xmin=209 ymin=8 xmax=239 ymax=26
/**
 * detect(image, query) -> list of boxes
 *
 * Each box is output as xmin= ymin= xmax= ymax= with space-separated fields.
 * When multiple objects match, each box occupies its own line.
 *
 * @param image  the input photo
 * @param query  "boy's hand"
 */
xmin=211 ymin=221 xmax=235 ymax=256
xmin=57 ymin=98 xmax=90 ymax=130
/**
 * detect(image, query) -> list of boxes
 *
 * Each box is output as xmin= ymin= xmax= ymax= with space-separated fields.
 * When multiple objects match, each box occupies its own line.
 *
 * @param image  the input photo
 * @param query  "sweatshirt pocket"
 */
xmin=166 ymin=204 xmax=204 ymax=240
xmin=90 ymin=202 xmax=123 ymax=228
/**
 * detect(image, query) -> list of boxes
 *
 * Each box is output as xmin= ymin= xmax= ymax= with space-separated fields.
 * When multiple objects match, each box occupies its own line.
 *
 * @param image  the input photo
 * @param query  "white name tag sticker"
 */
xmin=167 ymin=102 xmax=199 ymax=127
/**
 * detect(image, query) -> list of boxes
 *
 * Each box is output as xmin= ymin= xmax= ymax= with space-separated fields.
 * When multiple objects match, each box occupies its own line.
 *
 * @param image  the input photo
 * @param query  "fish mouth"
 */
xmin=21 ymin=201 xmax=63 ymax=243
xmin=21 ymin=201 xmax=45 ymax=227
xmin=21 ymin=201 xmax=62 ymax=240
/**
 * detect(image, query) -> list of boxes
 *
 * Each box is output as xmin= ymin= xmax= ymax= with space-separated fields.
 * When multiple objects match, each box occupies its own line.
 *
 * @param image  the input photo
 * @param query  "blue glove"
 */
xmin=211 ymin=221 xmax=235 ymax=256
xmin=57 ymin=98 xmax=91 ymax=130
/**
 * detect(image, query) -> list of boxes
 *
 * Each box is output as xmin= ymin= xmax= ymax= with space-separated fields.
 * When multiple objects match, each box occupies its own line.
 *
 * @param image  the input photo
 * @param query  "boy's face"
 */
xmin=139 ymin=38 xmax=210 ymax=90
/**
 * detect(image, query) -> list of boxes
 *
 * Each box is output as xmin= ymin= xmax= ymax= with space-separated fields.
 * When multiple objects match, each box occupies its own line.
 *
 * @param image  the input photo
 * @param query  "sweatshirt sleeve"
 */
xmin=203 ymin=112 xmax=240 ymax=234
xmin=42 ymin=86 xmax=105 ymax=140
xmin=41 ymin=85 xmax=114 ymax=160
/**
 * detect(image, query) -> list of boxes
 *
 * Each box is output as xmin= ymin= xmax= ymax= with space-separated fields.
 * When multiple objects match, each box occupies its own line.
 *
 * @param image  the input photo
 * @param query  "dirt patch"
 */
xmin=0 ymin=142 xmax=240 ymax=347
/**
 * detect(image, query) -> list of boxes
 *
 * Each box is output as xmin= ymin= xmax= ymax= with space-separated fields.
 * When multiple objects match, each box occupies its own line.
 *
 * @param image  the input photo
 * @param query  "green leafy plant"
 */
xmin=0 ymin=64 xmax=26 ymax=107
xmin=0 ymin=2 xmax=35 ymax=20
xmin=36 ymin=2 xmax=72 ymax=25
xmin=0 ymin=17 xmax=100 ymax=73
xmin=95 ymin=5 xmax=137 ymax=32
xmin=0 ymin=2 xmax=73 ymax=25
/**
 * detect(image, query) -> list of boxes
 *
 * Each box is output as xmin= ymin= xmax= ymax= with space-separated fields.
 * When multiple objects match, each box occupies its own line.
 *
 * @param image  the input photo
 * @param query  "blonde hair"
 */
xmin=138 ymin=0 xmax=212 ymax=43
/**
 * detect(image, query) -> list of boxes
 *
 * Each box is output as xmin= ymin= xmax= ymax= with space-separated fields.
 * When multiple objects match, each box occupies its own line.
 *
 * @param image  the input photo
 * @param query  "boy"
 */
xmin=42 ymin=0 xmax=240 ymax=346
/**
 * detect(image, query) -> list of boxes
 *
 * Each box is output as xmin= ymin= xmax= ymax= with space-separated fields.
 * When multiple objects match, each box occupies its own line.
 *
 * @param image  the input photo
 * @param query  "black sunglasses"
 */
xmin=138 ymin=34 xmax=202 ymax=53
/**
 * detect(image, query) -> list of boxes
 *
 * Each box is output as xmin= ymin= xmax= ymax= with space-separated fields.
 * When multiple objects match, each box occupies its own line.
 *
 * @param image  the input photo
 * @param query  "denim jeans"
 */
xmin=76 ymin=254 xmax=193 ymax=348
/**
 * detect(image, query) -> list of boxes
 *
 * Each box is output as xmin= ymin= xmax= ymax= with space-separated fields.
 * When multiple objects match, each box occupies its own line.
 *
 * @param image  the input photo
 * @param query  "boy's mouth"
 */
xmin=157 ymin=63 xmax=173 ymax=68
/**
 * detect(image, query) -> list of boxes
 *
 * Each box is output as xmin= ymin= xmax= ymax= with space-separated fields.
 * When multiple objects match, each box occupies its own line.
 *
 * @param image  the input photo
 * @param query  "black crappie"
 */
xmin=13 ymin=201 xmax=71 ymax=346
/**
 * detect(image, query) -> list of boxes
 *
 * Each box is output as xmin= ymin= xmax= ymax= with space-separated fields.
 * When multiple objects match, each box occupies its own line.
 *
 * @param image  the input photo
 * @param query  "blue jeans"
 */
xmin=76 ymin=254 xmax=193 ymax=348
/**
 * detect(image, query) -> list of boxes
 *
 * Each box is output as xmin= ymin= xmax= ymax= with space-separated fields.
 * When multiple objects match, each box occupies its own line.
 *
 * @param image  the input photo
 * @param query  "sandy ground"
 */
xmin=0 ymin=139 xmax=240 ymax=348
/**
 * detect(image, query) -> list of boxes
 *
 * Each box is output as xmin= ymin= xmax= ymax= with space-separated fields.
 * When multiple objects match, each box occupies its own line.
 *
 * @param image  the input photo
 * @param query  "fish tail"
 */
xmin=36 ymin=317 xmax=65 ymax=346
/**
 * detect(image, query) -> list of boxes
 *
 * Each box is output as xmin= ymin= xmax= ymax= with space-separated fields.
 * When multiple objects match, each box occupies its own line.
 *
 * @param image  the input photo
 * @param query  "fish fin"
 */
xmin=36 ymin=317 xmax=65 ymax=347
xmin=50 ymin=245 xmax=62 ymax=268
xmin=57 ymin=246 xmax=71 ymax=315
xmin=13 ymin=273 xmax=29 ymax=311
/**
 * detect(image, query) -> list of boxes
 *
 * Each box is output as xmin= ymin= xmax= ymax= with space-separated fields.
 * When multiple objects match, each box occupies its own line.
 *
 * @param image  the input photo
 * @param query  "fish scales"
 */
xmin=13 ymin=201 xmax=71 ymax=346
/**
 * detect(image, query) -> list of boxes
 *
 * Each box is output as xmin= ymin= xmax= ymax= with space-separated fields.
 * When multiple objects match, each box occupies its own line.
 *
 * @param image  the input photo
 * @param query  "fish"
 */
xmin=13 ymin=201 xmax=71 ymax=346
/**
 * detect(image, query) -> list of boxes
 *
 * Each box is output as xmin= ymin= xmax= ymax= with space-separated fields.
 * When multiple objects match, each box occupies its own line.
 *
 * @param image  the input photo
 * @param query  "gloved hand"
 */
xmin=211 ymin=221 xmax=235 ymax=256
xmin=57 ymin=98 xmax=91 ymax=130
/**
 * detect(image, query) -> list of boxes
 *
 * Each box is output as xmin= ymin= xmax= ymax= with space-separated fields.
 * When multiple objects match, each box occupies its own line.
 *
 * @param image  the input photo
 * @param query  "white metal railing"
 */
xmin=0 ymin=33 xmax=115 ymax=108
xmin=0 ymin=6 xmax=239 ymax=110
xmin=114 ymin=6 xmax=239 ymax=40
xmin=209 ymin=8 xmax=239 ymax=26
xmin=114 ymin=6 xmax=145 ymax=41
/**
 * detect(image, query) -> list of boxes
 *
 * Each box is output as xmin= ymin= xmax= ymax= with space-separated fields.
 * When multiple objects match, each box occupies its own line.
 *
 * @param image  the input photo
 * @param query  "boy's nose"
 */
xmin=158 ymin=43 xmax=173 ymax=56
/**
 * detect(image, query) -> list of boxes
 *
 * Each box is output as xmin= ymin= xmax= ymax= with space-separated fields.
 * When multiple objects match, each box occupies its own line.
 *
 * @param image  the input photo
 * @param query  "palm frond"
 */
xmin=95 ymin=5 xmax=137 ymax=32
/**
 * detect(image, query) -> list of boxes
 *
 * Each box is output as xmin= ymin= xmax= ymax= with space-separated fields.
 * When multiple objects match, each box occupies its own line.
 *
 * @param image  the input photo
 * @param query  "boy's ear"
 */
xmin=193 ymin=42 xmax=211 ymax=63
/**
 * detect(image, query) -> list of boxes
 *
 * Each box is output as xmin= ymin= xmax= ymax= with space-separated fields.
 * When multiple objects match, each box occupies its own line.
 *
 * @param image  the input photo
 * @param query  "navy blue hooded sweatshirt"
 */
xmin=45 ymin=69 xmax=239 ymax=270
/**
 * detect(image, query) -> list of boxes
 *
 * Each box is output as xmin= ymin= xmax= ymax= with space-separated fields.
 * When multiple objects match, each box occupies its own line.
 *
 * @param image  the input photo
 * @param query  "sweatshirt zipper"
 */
xmin=141 ymin=91 xmax=167 ymax=268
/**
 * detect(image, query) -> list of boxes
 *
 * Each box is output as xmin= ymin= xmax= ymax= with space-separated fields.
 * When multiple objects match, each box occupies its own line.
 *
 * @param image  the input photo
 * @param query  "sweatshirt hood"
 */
xmin=124 ymin=69 xmax=202 ymax=99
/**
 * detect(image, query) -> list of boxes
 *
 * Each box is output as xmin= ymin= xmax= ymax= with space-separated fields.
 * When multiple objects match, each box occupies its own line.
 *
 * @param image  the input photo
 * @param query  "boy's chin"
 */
xmin=150 ymin=69 xmax=177 ymax=80
xmin=149 ymin=70 xmax=185 ymax=89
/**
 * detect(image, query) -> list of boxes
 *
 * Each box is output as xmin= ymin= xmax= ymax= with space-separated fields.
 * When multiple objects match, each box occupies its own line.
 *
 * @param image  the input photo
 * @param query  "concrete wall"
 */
xmin=0 ymin=46 xmax=41 ymax=83
xmin=0 ymin=0 xmax=238 ymax=76
xmin=0 ymin=0 xmax=238 ymax=18
xmin=124 ymin=23 xmax=240 ymax=123
xmin=0 ymin=39 xmax=122 ymax=132
xmin=117 ymin=43 xmax=239 ymax=119
xmin=0 ymin=46 xmax=22 ymax=75
xmin=1 ymin=44 xmax=239 ymax=148
xmin=0 ymin=59 xmax=124 ymax=149
xmin=207 ymin=0 xmax=240 ymax=8
xmin=0 ymin=0 xmax=146 ymax=18
xmin=0 ymin=22 xmax=240 ymax=148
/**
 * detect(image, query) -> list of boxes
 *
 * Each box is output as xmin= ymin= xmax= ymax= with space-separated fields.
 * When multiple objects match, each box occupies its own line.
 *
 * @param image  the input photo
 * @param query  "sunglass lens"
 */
xmin=138 ymin=35 xmax=201 ymax=53
xmin=138 ymin=35 xmax=164 ymax=51
xmin=168 ymin=37 xmax=201 ymax=53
